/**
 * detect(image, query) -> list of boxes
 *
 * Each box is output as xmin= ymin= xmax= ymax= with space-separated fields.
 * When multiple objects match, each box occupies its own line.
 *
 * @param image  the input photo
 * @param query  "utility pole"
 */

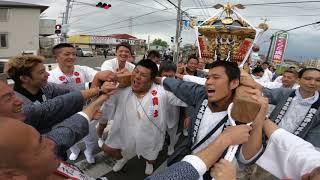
xmin=129 ymin=16 xmax=133 ymax=35
xmin=147 ymin=35 xmax=151 ymax=50
xmin=266 ymin=34 xmax=274 ymax=62
xmin=174 ymin=0 xmax=182 ymax=63
xmin=62 ymin=0 xmax=72 ymax=42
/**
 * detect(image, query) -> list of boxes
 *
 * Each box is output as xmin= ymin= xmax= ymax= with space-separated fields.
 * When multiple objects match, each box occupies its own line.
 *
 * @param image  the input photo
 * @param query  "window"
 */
xmin=0 ymin=33 xmax=8 ymax=48
xmin=0 ymin=8 xmax=9 ymax=22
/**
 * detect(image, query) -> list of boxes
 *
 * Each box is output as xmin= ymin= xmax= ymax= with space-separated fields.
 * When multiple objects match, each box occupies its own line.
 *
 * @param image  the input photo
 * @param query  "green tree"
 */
xmin=151 ymin=38 xmax=169 ymax=48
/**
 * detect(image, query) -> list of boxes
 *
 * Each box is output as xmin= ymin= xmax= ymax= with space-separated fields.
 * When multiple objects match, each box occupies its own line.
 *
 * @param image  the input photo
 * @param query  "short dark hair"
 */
xmin=298 ymin=68 xmax=320 ymax=78
xmin=252 ymin=66 xmax=264 ymax=74
xmin=147 ymin=50 xmax=161 ymax=59
xmin=136 ymin=59 xmax=158 ymax=80
xmin=159 ymin=62 xmax=177 ymax=75
xmin=210 ymin=61 xmax=240 ymax=82
xmin=262 ymin=61 xmax=269 ymax=66
xmin=187 ymin=54 xmax=199 ymax=63
xmin=52 ymin=43 xmax=74 ymax=55
xmin=116 ymin=42 xmax=132 ymax=53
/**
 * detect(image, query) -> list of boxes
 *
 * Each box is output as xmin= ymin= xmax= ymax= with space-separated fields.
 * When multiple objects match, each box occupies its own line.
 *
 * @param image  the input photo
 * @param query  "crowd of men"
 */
xmin=0 ymin=42 xmax=319 ymax=180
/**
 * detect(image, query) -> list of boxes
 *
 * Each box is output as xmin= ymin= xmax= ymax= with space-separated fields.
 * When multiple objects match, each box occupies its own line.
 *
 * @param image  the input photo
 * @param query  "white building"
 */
xmin=0 ymin=1 xmax=48 ymax=58
xmin=303 ymin=59 xmax=320 ymax=69
xmin=67 ymin=34 xmax=147 ymax=55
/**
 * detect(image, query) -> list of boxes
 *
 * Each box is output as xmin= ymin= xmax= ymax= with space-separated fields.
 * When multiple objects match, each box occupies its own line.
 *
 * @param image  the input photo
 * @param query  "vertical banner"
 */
xmin=271 ymin=32 xmax=289 ymax=65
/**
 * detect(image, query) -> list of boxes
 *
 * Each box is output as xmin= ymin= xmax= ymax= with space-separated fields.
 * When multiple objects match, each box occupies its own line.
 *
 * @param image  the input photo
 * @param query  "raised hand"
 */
xmin=91 ymin=70 xmax=117 ymax=88
xmin=116 ymin=68 xmax=130 ymax=74
xmin=83 ymin=94 xmax=109 ymax=120
xmin=100 ymin=81 xmax=119 ymax=95
xmin=220 ymin=125 xmax=252 ymax=146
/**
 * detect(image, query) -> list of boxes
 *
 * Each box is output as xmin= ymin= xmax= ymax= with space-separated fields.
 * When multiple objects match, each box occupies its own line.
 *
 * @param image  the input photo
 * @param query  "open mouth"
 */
xmin=207 ymin=89 xmax=216 ymax=96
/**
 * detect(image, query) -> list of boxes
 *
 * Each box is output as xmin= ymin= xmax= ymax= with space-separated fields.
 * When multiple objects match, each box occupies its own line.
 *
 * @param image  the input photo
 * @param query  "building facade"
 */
xmin=303 ymin=59 xmax=320 ymax=69
xmin=67 ymin=34 xmax=146 ymax=55
xmin=0 ymin=1 xmax=48 ymax=58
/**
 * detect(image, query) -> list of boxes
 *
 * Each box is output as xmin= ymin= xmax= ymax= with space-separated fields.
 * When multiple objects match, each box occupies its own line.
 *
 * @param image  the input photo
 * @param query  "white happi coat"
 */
xmin=101 ymin=58 xmax=135 ymax=72
xmin=48 ymin=64 xmax=99 ymax=151
xmin=48 ymin=65 xmax=97 ymax=84
xmin=166 ymin=104 xmax=180 ymax=129
xmin=101 ymin=84 xmax=187 ymax=160
xmin=257 ymin=128 xmax=320 ymax=179
xmin=257 ymin=81 xmax=299 ymax=90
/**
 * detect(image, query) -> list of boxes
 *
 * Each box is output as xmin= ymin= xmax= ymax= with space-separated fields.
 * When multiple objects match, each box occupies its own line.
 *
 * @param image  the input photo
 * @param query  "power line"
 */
xmin=258 ymin=4 xmax=320 ymax=10
xmin=166 ymin=0 xmax=179 ymax=9
xmin=199 ymin=0 xmax=211 ymax=18
xmin=191 ymin=0 xmax=205 ymax=18
xmin=70 ymin=4 xmax=87 ymax=11
xmin=184 ymin=0 xmax=320 ymax=10
xmin=280 ymin=20 xmax=320 ymax=33
xmin=244 ymin=1 xmax=320 ymax=6
xmin=72 ymin=0 xmax=96 ymax=7
xmin=67 ymin=0 xmax=175 ymax=27
xmin=71 ymin=19 xmax=176 ymax=34
xmin=190 ymin=13 xmax=320 ymax=18
xmin=68 ymin=2 xmax=74 ymax=23
xmin=196 ymin=0 xmax=209 ymax=18
xmin=152 ymin=0 xmax=169 ymax=9
xmin=166 ymin=0 xmax=191 ymax=18
xmin=75 ymin=9 xmax=172 ymax=34
xmin=70 ymin=9 xmax=104 ymax=18
xmin=246 ymin=14 xmax=320 ymax=18
xmin=116 ymin=0 xmax=166 ymax=10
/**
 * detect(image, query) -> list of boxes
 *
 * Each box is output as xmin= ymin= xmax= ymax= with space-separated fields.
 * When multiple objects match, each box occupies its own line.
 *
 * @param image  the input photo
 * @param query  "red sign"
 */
xmin=271 ymin=32 xmax=289 ymax=65
xmin=235 ymin=38 xmax=253 ymax=62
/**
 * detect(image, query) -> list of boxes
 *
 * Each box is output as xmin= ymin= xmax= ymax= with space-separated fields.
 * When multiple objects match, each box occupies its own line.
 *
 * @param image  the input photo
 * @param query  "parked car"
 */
xmin=107 ymin=49 xmax=115 ymax=56
xmin=81 ymin=48 xmax=94 ymax=57
xmin=75 ymin=48 xmax=94 ymax=57
xmin=75 ymin=47 xmax=83 ymax=57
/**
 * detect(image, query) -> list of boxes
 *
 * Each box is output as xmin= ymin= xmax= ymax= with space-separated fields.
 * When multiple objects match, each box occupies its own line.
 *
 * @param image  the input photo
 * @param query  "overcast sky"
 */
xmin=5 ymin=0 xmax=320 ymax=61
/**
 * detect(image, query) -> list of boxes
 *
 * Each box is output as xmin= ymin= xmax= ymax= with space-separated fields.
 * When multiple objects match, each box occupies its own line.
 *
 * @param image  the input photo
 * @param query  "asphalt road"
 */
xmin=68 ymin=130 xmax=185 ymax=180
xmin=44 ymin=55 xmax=113 ymax=69
xmin=44 ymin=55 xmax=144 ymax=69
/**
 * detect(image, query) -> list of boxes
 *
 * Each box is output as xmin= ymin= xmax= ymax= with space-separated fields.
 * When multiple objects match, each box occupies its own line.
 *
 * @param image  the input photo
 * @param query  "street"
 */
xmin=44 ymin=55 xmax=113 ymax=70
xmin=68 ymin=125 xmax=180 ymax=180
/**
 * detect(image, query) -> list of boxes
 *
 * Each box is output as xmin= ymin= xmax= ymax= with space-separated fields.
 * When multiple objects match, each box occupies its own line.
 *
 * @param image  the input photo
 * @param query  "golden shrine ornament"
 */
xmin=195 ymin=2 xmax=268 ymax=67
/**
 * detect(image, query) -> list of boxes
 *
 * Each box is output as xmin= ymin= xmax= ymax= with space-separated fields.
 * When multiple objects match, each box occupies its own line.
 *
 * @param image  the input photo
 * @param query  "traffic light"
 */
xmin=55 ymin=24 xmax=62 ymax=34
xmin=171 ymin=37 xmax=174 ymax=43
xmin=179 ymin=37 xmax=182 ymax=43
xmin=96 ymin=2 xmax=112 ymax=9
